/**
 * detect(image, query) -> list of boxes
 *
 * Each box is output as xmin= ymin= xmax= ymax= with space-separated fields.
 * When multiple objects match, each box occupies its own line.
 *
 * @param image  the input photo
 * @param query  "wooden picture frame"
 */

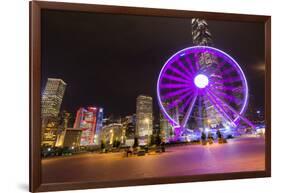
xmin=30 ymin=1 xmax=271 ymax=192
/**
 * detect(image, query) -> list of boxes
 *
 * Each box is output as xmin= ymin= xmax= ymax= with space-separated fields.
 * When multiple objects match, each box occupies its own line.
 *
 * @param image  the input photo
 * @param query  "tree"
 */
xmin=100 ymin=140 xmax=105 ymax=150
xmin=149 ymin=135 xmax=155 ymax=146
xmin=201 ymin=132 xmax=206 ymax=141
xmin=155 ymin=134 xmax=162 ymax=146
xmin=113 ymin=139 xmax=116 ymax=147
xmin=113 ymin=139 xmax=121 ymax=148
xmin=216 ymin=130 xmax=222 ymax=139
xmin=133 ymin=137 xmax=139 ymax=148
xmin=116 ymin=140 xmax=121 ymax=148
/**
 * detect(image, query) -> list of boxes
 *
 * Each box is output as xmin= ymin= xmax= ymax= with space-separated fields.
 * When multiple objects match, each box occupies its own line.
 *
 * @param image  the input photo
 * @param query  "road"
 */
xmin=42 ymin=136 xmax=265 ymax=183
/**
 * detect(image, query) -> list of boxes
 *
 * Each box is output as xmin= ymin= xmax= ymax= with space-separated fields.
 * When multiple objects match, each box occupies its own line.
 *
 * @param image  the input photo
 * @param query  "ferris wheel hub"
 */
xmin=194 ymin=74 xmax=209 ymax=88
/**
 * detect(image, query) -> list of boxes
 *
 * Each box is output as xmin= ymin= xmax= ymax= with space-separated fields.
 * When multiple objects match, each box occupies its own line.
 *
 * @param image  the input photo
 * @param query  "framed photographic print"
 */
xmin=30 ymin=1 xmax=271 ymax=192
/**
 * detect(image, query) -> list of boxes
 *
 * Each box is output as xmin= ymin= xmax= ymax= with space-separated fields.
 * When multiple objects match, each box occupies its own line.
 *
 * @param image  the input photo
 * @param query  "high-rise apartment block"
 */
xmin=74 ymin=107 xmax=103 ymax=146
xmin=136 ymin=95 xmax=153 ymax=145
xmin=41 ymin=78 xmax=67 ymax=147
xmin=41 ymin=78 xmax=67 ymax=118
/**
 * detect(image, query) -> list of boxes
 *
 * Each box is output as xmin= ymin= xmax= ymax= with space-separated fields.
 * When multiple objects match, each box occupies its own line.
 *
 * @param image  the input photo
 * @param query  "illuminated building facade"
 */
xmin=56 ymin=128 xmax=82 ymax=148
xmin=100 ymin=123 xmax=126 ymax=146
xmin=41 ymin=78 xmax=67 ymax=147
xmin=74 ymin=107 xmax=103 ymax=146
xmin=102 ymin=115 xmax=121 ymax=125
xmin=121 ymin=115 xmax=136 ymax=146
xmin=159 ymin=102 xmax=174 ymax=142
xmin=191 ymin=18 xmax=213 ymax=46
xmin=136 ymin=95 xmax=153 ymax=145
xmin=122 ymin=115 xmax=136 ymax=139
xmin=41 ymin=117 xmax=59 ymax=147
xmin=159 ymin=112 xmax=173 ymax=142
xmin=95 ymin=108 xmax=104 ymax=144
xmin=41 ymin=78 xmax=67 ymax=118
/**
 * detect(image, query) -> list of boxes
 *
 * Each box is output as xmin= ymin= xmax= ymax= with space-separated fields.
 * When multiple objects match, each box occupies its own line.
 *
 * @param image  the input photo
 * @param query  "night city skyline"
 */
xmin=41 ymin=9 xmax=265 ymax=118
xmin=40 ymin=7 xmax=267 ymax=185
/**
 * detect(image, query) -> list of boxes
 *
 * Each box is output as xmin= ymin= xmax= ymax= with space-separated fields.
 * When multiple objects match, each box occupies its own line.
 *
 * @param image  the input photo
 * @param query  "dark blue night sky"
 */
xmin=41 ymin=9 xmax=265 ymax=118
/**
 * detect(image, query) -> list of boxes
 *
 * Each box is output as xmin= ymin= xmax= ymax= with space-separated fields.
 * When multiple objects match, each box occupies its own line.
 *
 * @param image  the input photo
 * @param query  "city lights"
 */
xmin=136 ymin=95 xmax=153 ymax=145
xmin=39 ymin=14 xmax=266 ymax=185
xmin=74 ymin=107 xmax=103 ymax=146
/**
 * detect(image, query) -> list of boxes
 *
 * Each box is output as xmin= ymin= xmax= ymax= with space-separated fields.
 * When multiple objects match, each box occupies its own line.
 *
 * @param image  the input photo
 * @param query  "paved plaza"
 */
xmin=42 ymin=136 xmax=265 ymax=183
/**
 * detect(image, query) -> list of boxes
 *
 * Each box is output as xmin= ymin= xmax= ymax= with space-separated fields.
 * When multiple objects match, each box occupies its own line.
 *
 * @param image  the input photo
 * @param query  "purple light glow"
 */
xmin=194 ymin=74 xmax=209 ymax=88
xmin=157 ymin=46 xmax=251 ymax=132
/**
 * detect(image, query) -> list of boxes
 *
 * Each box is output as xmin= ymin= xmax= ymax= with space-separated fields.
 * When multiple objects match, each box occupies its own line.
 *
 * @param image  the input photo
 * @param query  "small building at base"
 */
xmin=56 ymin=128 xmax=82 ymax=148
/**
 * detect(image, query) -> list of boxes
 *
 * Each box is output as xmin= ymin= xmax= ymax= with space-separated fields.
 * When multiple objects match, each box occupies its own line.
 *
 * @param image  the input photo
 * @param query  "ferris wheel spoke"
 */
xmin=161 ymin=87 xmax=192 ymax=100
xmin=184 ymin=56 xmax=197 ymax=74
xmin=194 ymin=52 xmax=201 ymax=70
xmin=180 ymin=93 xmax=198 ymax=128
xmin=210 ymin=85 xmax=236 ymax=92
xmin=204 ymin=68 xmax=219 ymax=77
xmin=216 ymin=87 xmax=235 ymax=93
xmin=162 ymin=74 xmax=190 ymax=84
xmin=177 ymin=61 xmax=194 ymax=78
xmin=160 ymin=82 xmax=193 ymax=89
xmin=168 ymin=66 xmax=192 ymax=80
xmin=211 ymin=81 xmax=225 ymax=89
xmin=166 ymin=92 xmax=192 ymax=110
xmin=217 ymin=59 xmax=227 ymax=69
xmin=210 ymin=89 xmax=241 ymax=104
xmin=179 ymin=92 xmax=196 ymax=113
xmin=216 ymin=94 xmax=241 ymax=104
xmin=207 ymin=89 xmax=255 ymax=128
xmin=209 ymin=60 xmax=227 ymax=77
xmin=205 ymin=90 xmax=236 ymax=126
xmin=222 ymin=67 xmax=236 ymax=75
xmin=223 ymin=76 xmax=242 ymax=83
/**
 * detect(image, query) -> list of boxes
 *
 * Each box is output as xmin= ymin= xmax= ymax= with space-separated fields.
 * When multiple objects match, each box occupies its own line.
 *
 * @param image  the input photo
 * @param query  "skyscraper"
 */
xmin=136 ymin=95 xmax=153 ymax=145
xmin=74 ymin=106 xmax=103 ymax=146
xmin=191 ymin=18 xmax=225 ymax=130
xmin=95 ymin=108 xmax=104 ymax=145
xmin=41 ymin=78 xmax=67 ymax=147
xmin=122 ymin=115 xmax=136 ymax=139
xmin=159 ymin=112 xmax=173 ymax=142
xmin=41 ymin=78 xmax=67 ymax=118
xmin=122 ymin=114 xmax=136 ymax=146
xmin=159 ymin=101 xmax=174 ymax=142
xmin=191 ymin=18 xmax=213 ymax=46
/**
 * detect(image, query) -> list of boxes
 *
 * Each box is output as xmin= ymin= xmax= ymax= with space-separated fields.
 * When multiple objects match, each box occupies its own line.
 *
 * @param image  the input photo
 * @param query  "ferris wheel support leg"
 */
xmin=208 ymin=90 xmax=255 ymax=129
xmin=205 ymin=92 xmax=236 ymax=127
xmin=180 ymin=94 xmax=198 ymax=129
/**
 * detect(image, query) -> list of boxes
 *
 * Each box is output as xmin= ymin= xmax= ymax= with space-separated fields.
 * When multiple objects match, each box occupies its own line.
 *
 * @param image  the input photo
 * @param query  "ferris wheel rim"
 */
xmin=157 ymin=45 xmax=249 ymax=127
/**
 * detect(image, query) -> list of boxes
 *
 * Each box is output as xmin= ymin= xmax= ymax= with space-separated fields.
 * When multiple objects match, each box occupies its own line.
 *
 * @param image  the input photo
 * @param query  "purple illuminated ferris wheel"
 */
xmin=157 ymin=46 xmax=254 ymax=133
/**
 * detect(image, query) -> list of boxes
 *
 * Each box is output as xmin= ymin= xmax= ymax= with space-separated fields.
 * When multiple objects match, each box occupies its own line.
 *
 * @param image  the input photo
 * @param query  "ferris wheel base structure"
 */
xmin=157 ymin=46 xmax=256 ymax=141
